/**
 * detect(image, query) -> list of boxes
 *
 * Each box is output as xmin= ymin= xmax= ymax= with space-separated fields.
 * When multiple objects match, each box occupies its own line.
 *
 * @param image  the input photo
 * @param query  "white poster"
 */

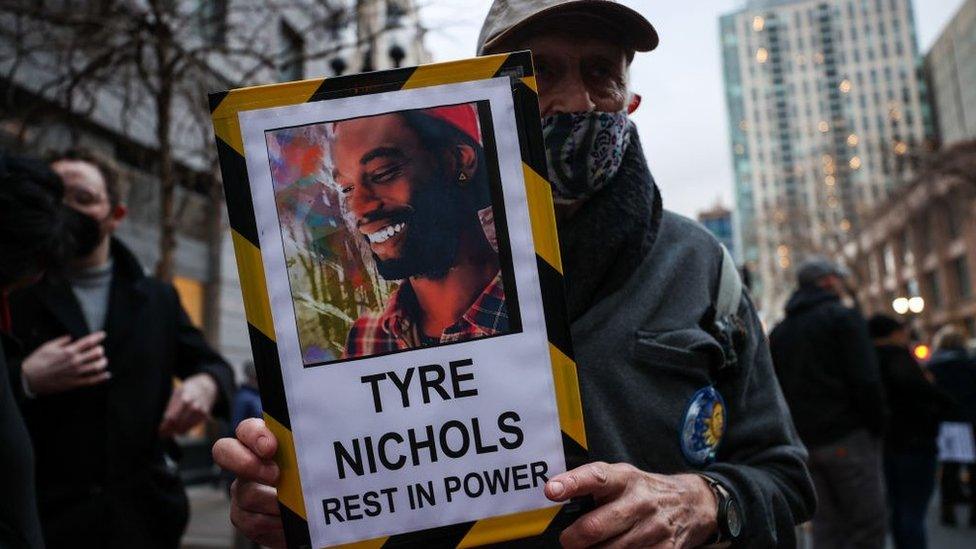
xmin=938 ymin=422 xmax=976 ymax=464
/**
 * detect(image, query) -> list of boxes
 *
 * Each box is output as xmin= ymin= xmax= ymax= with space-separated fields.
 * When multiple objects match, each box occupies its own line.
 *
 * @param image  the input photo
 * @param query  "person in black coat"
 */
xmin=929 ymin=325 xmax=976 ymax=526
xmin=0 ymin=152 xmax=77 ymax=549
xmin=869 ymin=314 xmax=956 ymax=549
xmin=770 ymin=258 xmax=887 ymax=549
xmin=4 ymin=149 xmax=234 ymax=548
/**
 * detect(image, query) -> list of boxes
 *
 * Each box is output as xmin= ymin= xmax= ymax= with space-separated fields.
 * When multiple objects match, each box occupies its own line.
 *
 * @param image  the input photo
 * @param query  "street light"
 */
xmin=892 ymin=295 xmax=924 ymax=315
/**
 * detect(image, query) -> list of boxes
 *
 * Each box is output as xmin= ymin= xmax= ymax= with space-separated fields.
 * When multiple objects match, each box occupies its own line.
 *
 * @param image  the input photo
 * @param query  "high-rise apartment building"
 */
xmin=698 ymin=203 xmax=737 ymax=259
xmin=926 ymin=0 xmax=976 ymax=145
xmin=721 ymin=0 xmax=932 ymax=315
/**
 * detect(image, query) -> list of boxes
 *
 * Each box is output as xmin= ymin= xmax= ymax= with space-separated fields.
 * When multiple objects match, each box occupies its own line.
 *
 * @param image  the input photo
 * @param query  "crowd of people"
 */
xmin=0 ymin=149 xmax=238 ymax=548
xmin=1 ymin=1 xmax=974 ymax=549
xmin=771 ymin=259 xmax=976 ymax=549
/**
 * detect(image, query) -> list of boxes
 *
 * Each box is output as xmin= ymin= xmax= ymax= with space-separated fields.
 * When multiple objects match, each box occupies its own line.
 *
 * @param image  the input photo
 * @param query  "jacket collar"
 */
xmin=784 ymin=286 xmax=840 ymax=316
xmin=107 ymin=237 xmax=149 ymax=284
xmin=34 ymin=238 xmax=149 ymax=346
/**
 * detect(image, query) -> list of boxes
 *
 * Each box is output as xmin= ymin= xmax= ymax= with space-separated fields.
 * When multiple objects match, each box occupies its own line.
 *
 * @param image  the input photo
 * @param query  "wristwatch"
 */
xmin=700 ymin=474 xmax=743 ymax=544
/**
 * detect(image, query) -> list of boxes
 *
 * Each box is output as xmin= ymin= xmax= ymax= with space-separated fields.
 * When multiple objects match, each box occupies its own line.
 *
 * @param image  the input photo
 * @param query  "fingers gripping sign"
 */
xmin=213 ymin=419 xmax=285 ymax=548
xmin=21 ymin=331 xmax=111 ymax=395
xmin=545 ymin=462 xmax=719 ymax=548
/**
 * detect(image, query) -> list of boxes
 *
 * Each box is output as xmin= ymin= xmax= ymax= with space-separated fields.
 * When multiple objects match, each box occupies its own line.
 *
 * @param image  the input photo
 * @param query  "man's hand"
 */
xmin=159 ymin=373 xmax=218 ymax=437
xmin=21 ymin=332 xmax=110 ymax=395
xmin=545 ymin=462 xmax=719 ymax=548
xmin=212 ymin=418 xmax=284 ymax=548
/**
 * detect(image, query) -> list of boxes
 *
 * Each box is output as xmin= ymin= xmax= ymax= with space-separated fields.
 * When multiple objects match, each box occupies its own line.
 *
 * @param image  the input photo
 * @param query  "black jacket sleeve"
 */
xmin=167 ymin=284 xmax=235 ymax=419
xmin=705 ymin=294 xmax=817 ymax=548
xmin=887 ymin=351 xmax=957 ymax=423
xmin=833 ymin=307 xmax=887 ymax=436
xmin=1 ymin=333 xmax=28 ymax=404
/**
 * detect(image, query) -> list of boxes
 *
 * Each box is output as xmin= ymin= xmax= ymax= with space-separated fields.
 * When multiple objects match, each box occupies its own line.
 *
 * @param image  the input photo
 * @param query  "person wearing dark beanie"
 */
xmin=868 ymin=314 xmax=905 ymax=340
xmin=870 ymin=313 xmax=956 ymax=549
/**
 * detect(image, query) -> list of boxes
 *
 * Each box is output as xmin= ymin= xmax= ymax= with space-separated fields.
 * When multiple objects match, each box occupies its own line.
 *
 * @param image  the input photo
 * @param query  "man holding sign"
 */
xmin=215 ymin=1 xmax=815 ymax=547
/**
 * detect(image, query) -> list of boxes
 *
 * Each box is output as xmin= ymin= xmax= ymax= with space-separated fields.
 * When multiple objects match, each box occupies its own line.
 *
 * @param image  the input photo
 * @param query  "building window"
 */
xmin=330 ymin=57 xmax=348 ymax=76
xmin=278 ymin=21 xmax=304 ymax=81
xmin=919 ymin=213 xmax=933 ymax=253
xmin=326 ymin=7 xmax=346 ymax=41
xmin=955 ymin=257 xmax=973 ymax=299
xmin=361 ymin=48 xmax=375 ymax=72
xmin=387 ymin=1 xmax=406 ymax=28
xmin=198 ymin=0 xmax=228 ymax=47
xmin=926 ymin=270 xmax=943 ymax=308
xmin=901 ymin=230 xmax=914 ymax=267
xmin=947 ymin=200 xmax=965 ymax=239
xmin=884 ymin=243 xmax=896 ymax=276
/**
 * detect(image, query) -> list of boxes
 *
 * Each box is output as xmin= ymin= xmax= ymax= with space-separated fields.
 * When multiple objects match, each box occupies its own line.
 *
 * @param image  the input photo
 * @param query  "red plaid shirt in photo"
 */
xmin=343 ymin=271 xmax=508 ymax=358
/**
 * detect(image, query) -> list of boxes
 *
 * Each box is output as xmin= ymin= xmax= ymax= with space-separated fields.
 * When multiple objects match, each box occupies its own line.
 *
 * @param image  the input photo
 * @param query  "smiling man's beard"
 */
xmin=371 ymin=174 xmax=468 ymax=281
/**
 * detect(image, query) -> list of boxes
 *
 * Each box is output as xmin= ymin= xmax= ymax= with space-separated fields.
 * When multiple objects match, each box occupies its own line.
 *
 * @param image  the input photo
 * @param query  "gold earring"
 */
xmin=458 ymin=172 xmax=468 ymax=184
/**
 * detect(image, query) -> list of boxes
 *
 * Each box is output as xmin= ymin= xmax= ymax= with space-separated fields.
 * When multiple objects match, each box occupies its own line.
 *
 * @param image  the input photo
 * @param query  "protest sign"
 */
xmin=210 ymin=52 xmax=587 ymax=548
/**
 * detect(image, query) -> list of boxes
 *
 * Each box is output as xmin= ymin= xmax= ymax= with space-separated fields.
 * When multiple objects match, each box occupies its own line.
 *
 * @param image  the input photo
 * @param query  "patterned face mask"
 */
xmin=542 ymin=110 xmax=632 ymax=202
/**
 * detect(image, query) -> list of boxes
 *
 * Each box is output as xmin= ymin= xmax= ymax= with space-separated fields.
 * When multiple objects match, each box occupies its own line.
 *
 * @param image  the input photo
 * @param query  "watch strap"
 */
xmin=698 ymin=474 xmax=732 ymax=544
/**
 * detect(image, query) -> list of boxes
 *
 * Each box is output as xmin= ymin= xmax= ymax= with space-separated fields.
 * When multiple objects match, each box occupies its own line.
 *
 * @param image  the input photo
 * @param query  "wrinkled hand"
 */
xmin=545 ymin=462 xmax=718 ymax=548
xmin=212 ymin=418 xmax=284 ymax=548
xmin=22 ymin=332 xmax=110 ymax=395
xmin=159 ymin=373 xmax=218 ymax=437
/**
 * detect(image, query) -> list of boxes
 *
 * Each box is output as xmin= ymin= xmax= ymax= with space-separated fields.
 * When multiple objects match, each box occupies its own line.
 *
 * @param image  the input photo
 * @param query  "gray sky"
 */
xmin=420 ymin=0 xmax=966 ymax=217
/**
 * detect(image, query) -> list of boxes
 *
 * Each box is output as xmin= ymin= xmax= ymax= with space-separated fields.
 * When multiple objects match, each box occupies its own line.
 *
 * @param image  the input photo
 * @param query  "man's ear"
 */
xmin=453 ymin=143 xmax=478 ymax=181
xmin=108 ymin=204 xmax=128 ymax=229
xmin=627 ymin=93 xmax=642 ymax=115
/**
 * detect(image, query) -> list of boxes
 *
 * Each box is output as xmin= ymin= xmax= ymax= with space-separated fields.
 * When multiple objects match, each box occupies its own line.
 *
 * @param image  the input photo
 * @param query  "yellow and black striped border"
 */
xmin=210 ymin=51 xmax=587 ymax=548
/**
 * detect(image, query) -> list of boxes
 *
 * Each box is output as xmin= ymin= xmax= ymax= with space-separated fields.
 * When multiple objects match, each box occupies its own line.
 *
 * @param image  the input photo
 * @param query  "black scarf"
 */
xmin=558 ymin=127 xmax=663 ymax=321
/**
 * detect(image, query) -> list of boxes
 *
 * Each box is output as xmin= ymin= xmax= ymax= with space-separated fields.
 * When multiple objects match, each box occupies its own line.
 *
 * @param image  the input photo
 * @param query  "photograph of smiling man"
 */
xmin=266 ymin=102 xmax=521 ymax=365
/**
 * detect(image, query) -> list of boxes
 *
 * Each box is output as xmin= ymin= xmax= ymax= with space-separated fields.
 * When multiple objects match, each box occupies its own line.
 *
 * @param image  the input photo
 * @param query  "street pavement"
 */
xmin=181 ymin=485 xmax=976 ymax=548
xmin=181 ymin=485 xmax=235 ymax=549
xmin=928 ymin=499 xmax=976 ymax=548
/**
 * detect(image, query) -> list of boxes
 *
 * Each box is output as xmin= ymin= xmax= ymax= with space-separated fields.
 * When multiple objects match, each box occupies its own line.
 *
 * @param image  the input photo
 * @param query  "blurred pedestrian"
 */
xmin=869 ymin=314 xmax=955 ymax=549
xmin=770 ymin=258 xmax=887 ymax=549
xmin=5 ymin=148 xmax=235 ymax=548
xmin=929 ymin=325 xmax=976 ymax=527
xmin=0 ymin=152 xmax=75 ymax=549
xmin=231 ymin=360 xmax=262 ymax=430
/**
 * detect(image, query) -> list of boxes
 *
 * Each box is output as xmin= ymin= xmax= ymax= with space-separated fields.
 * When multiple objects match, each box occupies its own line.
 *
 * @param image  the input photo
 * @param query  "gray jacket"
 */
xmin=573 ymin=210 xmax=816 ymax=547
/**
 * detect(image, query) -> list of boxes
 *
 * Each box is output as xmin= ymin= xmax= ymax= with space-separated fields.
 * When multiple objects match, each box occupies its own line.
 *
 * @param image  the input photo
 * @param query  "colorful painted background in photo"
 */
xmin=266 ymin=121 xmax=397 ymax=365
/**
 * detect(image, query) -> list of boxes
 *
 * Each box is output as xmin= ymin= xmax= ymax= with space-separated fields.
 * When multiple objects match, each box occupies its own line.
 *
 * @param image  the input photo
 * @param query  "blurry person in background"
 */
xmin=232 ymin=360 xmax=262 ymax=430
xmin=770 ymin=258 xmax=887 ymax=549
xmin=929 ymin=325 xmax=976 ymax=527
xmin=5 ymin=148 xmax=235 ymax=548
xmin=0 ymin=152 xmax=75 ymax=549
xmin=869 ymin=314 xmax=955 ymax=549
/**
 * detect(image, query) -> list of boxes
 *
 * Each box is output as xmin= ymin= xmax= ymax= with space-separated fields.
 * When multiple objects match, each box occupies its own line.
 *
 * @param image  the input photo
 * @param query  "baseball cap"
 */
xmin=796 ymin=257 xmax=849 ymax=287
xmin=477 ymin=0 xmax=659 ymax=56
